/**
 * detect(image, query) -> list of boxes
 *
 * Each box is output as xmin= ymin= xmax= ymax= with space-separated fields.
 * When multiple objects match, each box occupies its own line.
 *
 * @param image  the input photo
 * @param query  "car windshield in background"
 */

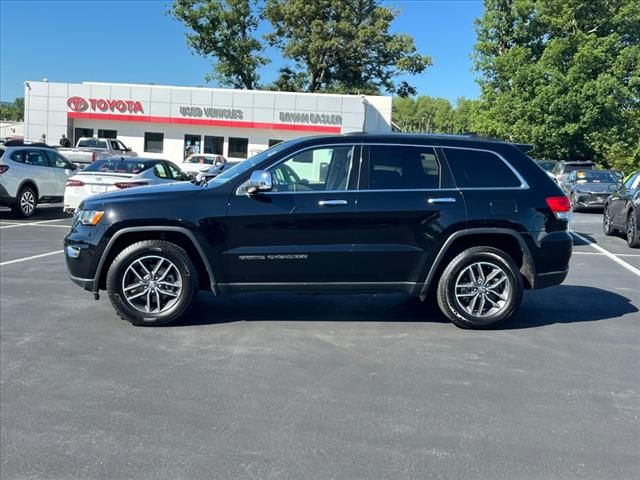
xmin=77 ymin=139 xmax=109 ymax=149
xmin=576 ymin=171 xmax=618 ymax=183
xmin=187 ymin=156 xmax=216 ymax=165
xmin=82 ymin=159 xmax=154 ymax=174
xmin=564 ymin=163 xmax=595 ymax=173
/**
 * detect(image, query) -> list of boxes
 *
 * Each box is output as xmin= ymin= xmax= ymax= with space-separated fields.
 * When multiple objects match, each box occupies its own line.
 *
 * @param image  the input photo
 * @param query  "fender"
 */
xmin=93 ymin=226 xmax=218 ymax=295
xmin=16 ymin=179 xmax=39 ymax=200
xmin=418 ymin=228 xmax=536 ymax=300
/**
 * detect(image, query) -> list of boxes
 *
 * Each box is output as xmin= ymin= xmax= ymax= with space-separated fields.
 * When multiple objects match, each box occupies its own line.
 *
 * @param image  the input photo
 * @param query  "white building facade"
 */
xmin=23 ymin=81 xmax=392 ymax=162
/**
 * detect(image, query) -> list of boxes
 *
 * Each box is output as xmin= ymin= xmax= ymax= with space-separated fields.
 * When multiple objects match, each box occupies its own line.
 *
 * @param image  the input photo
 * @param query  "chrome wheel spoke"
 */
xmin=126 ymin=289 xmax=148 ymax=301
xmin=487 ymin=276 xmax=507 ymax=289
xmin=122 ymin=255 xmax=183 ymax=314
xmin=151 ymin=258 xmax=164 ymax=277
xmin=467 ymin=293 xmax=479 ymax=315
xmin=123 ymin=281 xmax=145 ymax=292
xmin=455 ymin=261 xmax=511 ymax=318
xmin=157 ymin=288 xmax=179 ymax=297
xmin=484 ymin=294 xmax=500 ymax=308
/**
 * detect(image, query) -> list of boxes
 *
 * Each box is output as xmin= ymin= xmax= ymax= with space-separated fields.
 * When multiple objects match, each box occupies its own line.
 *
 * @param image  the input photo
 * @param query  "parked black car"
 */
xmin=64 ymin=133 xmax=572 ymax=329
xmin=561 ymin=170 xmax=621 ymax=211
xmin=604 ymin=170 xmax=640 ymax=248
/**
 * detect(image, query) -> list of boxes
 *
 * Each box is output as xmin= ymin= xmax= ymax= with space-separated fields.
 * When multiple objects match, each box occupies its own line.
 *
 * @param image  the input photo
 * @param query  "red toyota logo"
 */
xmin=67 ymin=96 xmax=89 ymax=112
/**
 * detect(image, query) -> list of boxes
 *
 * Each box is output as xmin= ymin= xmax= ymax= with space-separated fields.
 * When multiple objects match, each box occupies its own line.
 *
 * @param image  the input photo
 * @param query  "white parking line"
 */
xmin=572 ymin=232 xmax=640 ymax=277
xmin=573 ymin=251 xmax=640 ymax=257
xmin=0 ymin=250 xmax=64 ymax=266
xmin=0 ymin=219 xmax=68 ymax=229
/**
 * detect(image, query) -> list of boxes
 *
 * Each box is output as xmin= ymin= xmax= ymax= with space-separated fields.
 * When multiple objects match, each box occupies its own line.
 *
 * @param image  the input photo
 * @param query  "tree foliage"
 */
xmin=170 ymin=0 xmax=430 ymax=95
xmin=393 ymin=96 xmax=480 ymax=134
xmin=473 ymin=0 xmax=640 ymax=171
xmin=0 ymin=98 xmax=24 ymax=122
xmin=170 ymin=0 xmax=267 ymax=89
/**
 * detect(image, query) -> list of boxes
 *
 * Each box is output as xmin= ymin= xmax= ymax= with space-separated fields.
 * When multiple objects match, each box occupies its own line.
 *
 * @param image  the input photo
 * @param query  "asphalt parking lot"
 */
xmin=1 ymin=206 xmax=639 ymax=480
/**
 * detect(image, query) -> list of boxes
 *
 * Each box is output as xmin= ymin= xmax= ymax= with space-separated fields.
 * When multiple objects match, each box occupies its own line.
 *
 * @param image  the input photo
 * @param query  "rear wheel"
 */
xmin=106 ymin=240 xmax=199 ymax=326
xmin=626 ymin=211 xmax=640 ymax=248
xmin=437 ymin=247 xmax=523 ymax=329
xmin=603 ymin=205 xmax=616 ymax=236
xmin=12 ymin=186 xmax=37 ymax=218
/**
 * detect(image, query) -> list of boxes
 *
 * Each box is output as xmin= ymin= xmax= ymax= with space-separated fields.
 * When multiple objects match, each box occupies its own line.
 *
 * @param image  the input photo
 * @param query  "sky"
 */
xmin=0 ymin=0 xmax=483 ymax=103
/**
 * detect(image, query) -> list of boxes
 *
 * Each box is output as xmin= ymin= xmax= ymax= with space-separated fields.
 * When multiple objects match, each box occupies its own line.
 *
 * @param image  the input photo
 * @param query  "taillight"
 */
xmin=115 ymin=181 xmax=148 ymax=189
xmin=0 ymin=165 xmax=8 ymax=174
xmin=546 ymin=196 xmax=571 ymax=219
xmin=66 ymin=179 xmax=85 ymax=187
xmin=92 ymin=152 xmax=96 ymax=162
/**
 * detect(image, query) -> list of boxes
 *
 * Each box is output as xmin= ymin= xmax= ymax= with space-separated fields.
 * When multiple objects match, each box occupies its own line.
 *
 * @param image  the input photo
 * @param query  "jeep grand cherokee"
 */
xmin=64 ymin=134 xmax=572 ymax=329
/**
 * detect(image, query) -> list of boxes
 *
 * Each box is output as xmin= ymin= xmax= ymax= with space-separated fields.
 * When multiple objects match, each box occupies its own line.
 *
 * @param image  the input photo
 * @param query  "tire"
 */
xmin=436 ymin=247 xmax=523 ymax=329
xmin=603 ymin=205 xmax=616 ymax=236
xmin=12 ymin=186 xmax=37 ymax=218
xmin=626 ymin=211 xmax=640 ymax=248
xmin=106 ymin=240 xmax=199 ymax=326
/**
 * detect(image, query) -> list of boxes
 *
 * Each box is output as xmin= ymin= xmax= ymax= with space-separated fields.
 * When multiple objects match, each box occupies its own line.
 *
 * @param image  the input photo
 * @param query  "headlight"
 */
xmin=77 ymin=210 xmax=104 ymax=226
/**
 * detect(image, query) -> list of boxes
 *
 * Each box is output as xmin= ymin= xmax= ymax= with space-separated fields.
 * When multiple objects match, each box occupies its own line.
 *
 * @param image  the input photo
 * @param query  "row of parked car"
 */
xmin=0 ymin=138 xmax=236 ymax=217
xmin=537 ymin=159 xmax=640 ymax=248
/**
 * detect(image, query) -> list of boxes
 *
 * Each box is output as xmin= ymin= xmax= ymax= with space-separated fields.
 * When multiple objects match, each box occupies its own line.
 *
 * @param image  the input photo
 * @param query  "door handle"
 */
xmin=318 ymin=200 xmax=348 ymax=206
xmin=427 ymin=197 xmax=457 ymax=204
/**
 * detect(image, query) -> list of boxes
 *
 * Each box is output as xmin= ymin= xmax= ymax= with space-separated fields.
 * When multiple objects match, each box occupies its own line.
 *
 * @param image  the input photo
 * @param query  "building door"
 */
xmin=184 ymin=134 xmax=201 ymax=159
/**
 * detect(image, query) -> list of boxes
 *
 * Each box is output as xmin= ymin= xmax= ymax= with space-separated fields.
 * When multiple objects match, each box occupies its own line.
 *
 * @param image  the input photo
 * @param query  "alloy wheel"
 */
xmin=628 ymin=214 xmax=637 ymax=244
xmin=20 ymin=190 xmax=35 ymax=216
xmin=454 ymin=261 xmax=510 ymax=318
xmin=121 ymin=255 xmax=183 ymax=314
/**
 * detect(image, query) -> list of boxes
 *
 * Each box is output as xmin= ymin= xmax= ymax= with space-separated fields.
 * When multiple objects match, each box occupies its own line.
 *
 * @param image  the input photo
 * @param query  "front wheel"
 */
xmin=603 ymin=205 xmax=616 ymax=236
xmin=106 ymin=240 xmax=199 ymax=326
xmin=436 ymin=247 xmax=523 ymax=329
xmin=626 ymin=211 xmax=640 ymax=248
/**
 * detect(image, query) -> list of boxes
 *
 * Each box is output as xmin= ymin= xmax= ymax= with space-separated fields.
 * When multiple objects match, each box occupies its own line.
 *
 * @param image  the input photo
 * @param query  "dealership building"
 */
xmin=22 ymin=80 xmax=392 ymax=162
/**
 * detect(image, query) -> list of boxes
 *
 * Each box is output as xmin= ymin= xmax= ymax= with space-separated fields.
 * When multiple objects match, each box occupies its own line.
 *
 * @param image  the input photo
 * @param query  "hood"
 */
xmin=80 ymin=180 xmax=203 ymax=209
xmin=574 ymin=182 xmax=618 ymax=193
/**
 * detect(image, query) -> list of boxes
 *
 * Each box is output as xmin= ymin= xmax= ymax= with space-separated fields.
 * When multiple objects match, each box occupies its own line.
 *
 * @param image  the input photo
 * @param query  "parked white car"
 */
xmin=63 ymin=157 xmax=189 ymax=212
xmin=0 ymin=142 xmax=77 ymax=217
xmin=180 ymin=154 xmax=226 ymax=175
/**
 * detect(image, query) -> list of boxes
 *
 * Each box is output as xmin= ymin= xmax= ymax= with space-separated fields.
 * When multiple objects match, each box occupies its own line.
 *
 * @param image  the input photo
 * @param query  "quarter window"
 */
xmin=144 ymin=132 xmax=164 ymax=153
xmin=444 ymin=148 xmax=522 ymax=188
xmin=367 ymin=145 xmax=441 ymax=190
xmin=23 ymin=150 xmax=48 ymax=167
xmin=269 ymin=145 xmax=355 ymax=192
xmin=228 ymin=137 xmax=249 ymax=159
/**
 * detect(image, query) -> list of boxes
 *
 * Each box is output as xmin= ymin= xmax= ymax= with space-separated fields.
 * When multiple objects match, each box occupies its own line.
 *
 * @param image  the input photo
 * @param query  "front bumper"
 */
xmin=574 ymin=192 xmax=610 ymax=207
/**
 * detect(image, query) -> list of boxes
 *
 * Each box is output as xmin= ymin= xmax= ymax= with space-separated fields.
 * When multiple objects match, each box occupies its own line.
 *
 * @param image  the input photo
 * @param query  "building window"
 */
xmin=228 ymin=137 xmax=249 ymax=159
xmin=204 ymin=136 xmax=224 ymax=155
xmin=269 ymin=139 xmax=283 ymax=147
xmin=98 ymin=129 xmax=117 ymax=139
xmin=74 ymin=128 xmax=93 ymax=143
xmin=144 ymin=132 xmax=164 ymax=153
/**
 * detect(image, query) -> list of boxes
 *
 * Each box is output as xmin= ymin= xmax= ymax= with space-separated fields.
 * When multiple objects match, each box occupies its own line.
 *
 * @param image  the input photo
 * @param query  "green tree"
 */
xmin=264 ymin=0 xmax=431 ymax=94
xmin=0 ymin=98 xmax=24 ymax=122
xmin=473 ymin=0 xmax=640 ymax=171
xmin=169 ymin=0 xmax=267 ymax=89
xmin=392 ymin=96 xmax=480 ymax=134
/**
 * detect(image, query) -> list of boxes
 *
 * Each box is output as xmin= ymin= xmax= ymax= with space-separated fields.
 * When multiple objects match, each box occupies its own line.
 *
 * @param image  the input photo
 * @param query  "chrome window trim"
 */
xmin=234 ymin=142 xmax=529 ymax=195
xmin=440 ymin=145 xmax=529 ymax=190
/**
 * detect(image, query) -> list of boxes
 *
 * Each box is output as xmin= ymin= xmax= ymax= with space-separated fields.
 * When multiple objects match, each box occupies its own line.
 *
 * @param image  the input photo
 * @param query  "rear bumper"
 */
xmin=0 ymin=184 xmax=15 ymax=206
xmin=527 ymin=230 xmax=572 ymax=289
xmin=533 ymin=269 xmax=569 ymax=289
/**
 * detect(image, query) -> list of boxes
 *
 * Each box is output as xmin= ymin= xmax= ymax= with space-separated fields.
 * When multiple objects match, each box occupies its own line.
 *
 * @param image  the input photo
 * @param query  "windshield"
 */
xmin=82 ymin=159 xmax=154 ymax=174
xmin=187 ymin=155 xmax=216 ymax=165
xmin=206 ymin=141 xmax=294 ymax=187
xmin=77 ymin=139 xmax=109 ymax=149
xmin=575 ymin=171 xmax=618 ymax=183
xmin=565 ymin=163 xmax=594 ymax=173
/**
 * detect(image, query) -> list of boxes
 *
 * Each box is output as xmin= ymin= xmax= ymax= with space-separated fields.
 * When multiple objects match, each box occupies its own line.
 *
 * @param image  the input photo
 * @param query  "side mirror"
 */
xmin=246 ymin=170 xmax=273 ymax=194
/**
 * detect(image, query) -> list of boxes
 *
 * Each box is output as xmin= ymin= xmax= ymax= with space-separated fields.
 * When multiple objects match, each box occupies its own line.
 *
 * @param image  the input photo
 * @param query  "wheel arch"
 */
xmin=95 ymin=226 xmax=217 ymax=294
xmin=17 ymin=179 xmax=39 ymax=200
xmin=419 ymin=228 xmax=536 ymax=300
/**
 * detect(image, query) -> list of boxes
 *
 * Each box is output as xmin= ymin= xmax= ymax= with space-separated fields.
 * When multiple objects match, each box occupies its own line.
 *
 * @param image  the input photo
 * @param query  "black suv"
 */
xmin=64 ymin=134 xmax=572 ymax=329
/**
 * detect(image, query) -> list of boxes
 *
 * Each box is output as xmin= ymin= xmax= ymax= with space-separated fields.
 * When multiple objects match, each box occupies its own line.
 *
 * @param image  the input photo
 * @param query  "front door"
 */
xmin=350 ymin=144 xmax=466 ymax=285
xmin=224 ymin=143 xmax=360 ymax=284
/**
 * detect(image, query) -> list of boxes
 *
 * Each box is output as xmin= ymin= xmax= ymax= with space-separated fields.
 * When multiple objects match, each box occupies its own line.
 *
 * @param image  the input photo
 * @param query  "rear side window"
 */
xmin=367 ymin=145 xmax=441 ymax=190
xmin=83 ymin=159 xmax=152 ymax=174
xmin=78 ymin=139 xmax=108 ymax=149
xmin=444 ymin=148 xmax=522 ymax=188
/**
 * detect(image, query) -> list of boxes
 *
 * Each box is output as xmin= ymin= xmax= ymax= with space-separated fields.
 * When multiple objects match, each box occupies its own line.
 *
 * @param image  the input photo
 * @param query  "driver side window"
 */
xmin=268 ymin=145 xmax=356 ymax=192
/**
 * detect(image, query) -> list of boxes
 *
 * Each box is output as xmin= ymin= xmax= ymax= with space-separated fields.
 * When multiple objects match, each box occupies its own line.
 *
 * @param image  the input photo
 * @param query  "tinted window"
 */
xmin=154 ymin=163 xmax=169 ymax=178
xmin=269 ymin=139 xmax=283 ymax=147
xmin=564 ymin=163 xmax=595 ymax=174
xmin=77 ymin=139 xmax=108 ymax=149
xmin=444 ymin=148 xmax=522 ymax=188
xmin=269 ymin=145 xmax=355 ymax=192
xmin=204 ymin=136 xmax=224 ymax=155
xmin=228 ymin=137 xmax=248 ymax=159
xmin=367 ymin=145 xmax=440 ymax=190
xmin=576 ymin=171 xmax=618 ymax=183
xmin=165 ymin=162 xmax=184 ymax=180
xmin=144 ymin=132 xmax=164 ymax=153
xmin=10 ymin=150 xmax=25 ymax=163
xmin=24 ymin=150 xmax=48 ymax=167
xmin=45 ymin=150 xmax=73 ymax=169
xmin=83 ymin=159 xmax=153 ymax=174
xmin=98 ymin=129 xmax=117 ymax=139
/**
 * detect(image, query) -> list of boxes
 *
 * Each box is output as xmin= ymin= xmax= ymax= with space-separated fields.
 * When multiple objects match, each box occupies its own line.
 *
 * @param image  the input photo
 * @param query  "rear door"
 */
xmin=20 ymin=149 xmax=56 ymax=196
xmin=223 ymin=143 xmax=360 ymax=284
xmin=350 ymin=143 xmax=466 ymax=286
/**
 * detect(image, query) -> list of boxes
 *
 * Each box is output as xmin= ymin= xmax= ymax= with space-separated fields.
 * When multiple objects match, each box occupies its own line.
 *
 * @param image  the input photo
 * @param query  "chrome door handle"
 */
xmin=318 ymin=200 xmax=348 ymax=206
xmin=427 ymin=197 xmax=457 ymax=204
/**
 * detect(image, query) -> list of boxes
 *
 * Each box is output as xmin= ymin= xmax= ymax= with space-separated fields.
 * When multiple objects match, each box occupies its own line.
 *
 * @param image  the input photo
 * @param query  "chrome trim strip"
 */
xmin=536 ymin=270 xmax=569 ymax=277
xmin=318 ymin=199 xmax=348 ymax=206
xmin=219 ymin=281 xmax=417 ymax=286
xmin=427 ymin=197 xmax=457 ymax=204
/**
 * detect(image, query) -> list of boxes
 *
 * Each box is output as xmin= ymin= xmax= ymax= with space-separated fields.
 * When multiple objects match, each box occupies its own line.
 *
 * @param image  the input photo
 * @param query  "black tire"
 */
xmin=436 ymin=247 xmax=523 ymax=329
xmin=626 ymin=211 xmax=640 ymax=248
xmin=603 ymin=205 xmax=616 ymax=236
xmin=12 ymin=185 xmax=37 ymax=218
xmin=106 ymin=240 xmax=199 ymax=326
